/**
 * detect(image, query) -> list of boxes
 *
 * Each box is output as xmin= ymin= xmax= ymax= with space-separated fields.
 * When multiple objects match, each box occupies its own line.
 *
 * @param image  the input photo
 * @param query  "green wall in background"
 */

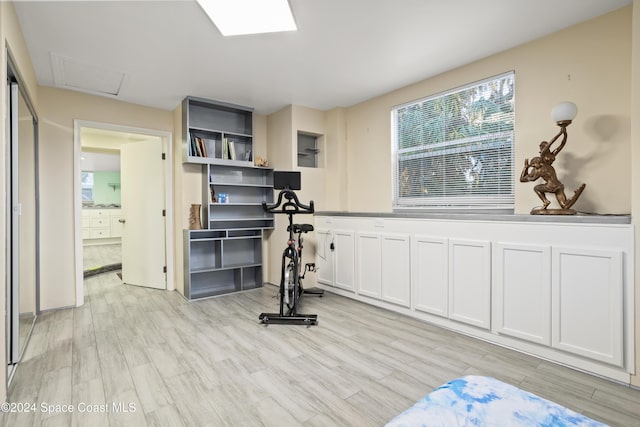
xmin=93 ymin=171 xmax=121 ymax=205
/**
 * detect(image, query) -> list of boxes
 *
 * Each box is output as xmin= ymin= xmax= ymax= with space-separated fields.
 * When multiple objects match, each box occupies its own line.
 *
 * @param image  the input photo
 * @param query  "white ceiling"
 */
xmin=81 ymin=151 xmax=120 ymax=172
xmin=14 ymin=0 xmax=631 ymax=115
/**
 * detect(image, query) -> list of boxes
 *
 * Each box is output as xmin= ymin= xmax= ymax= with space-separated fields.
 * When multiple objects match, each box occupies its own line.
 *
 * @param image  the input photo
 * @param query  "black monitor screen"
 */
xmin=273 ymin=171 xmax=301 ymax=190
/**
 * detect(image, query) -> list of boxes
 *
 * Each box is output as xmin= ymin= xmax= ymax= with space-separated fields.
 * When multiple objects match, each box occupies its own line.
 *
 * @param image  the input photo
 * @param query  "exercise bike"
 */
xmin=259 ymin=171 xmax=323 ymax=326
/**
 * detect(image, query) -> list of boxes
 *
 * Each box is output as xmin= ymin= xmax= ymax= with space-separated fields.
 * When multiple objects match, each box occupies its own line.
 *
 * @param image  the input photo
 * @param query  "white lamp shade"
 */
xmin=551 ymin=101 xmax=578 ymax=123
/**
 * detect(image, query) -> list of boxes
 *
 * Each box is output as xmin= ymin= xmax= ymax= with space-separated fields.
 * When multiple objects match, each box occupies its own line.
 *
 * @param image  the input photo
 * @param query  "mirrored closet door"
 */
xmin=6 ymin=56 xmax=39 ymax=383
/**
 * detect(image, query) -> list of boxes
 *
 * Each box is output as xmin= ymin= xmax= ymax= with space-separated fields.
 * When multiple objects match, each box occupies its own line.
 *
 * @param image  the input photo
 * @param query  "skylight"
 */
xmin=197 ymin=0 xmax=297 ymax=36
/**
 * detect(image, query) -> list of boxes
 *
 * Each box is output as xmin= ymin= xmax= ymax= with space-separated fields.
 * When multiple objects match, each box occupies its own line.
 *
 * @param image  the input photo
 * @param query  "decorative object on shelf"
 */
xmin=255 ymin=155 xmax=268 ymax=167
xmin=210 ymin=184 xmax=216 ymax=203
xmin=520 ymin=101 xmax=586 ymax=215
xmin=217 ymin=193 xmax=229 ymax=204
xmin=189 ymin=204 xmax=203 ymax=229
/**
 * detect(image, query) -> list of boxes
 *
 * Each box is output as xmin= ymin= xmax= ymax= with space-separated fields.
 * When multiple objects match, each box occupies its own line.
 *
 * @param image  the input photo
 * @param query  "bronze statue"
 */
xmin=520 ymin=124 xmax=585 ymax=215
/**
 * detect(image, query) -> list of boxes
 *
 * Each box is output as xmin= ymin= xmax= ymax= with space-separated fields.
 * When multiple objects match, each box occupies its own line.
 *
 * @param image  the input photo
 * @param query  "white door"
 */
xmin=120 ymin=139 xmax=166 ymax=289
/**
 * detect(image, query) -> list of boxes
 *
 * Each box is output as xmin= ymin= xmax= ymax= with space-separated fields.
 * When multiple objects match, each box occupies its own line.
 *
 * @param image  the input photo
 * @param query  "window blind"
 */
xmin=392 ymin=72 xmax=515 ymax=209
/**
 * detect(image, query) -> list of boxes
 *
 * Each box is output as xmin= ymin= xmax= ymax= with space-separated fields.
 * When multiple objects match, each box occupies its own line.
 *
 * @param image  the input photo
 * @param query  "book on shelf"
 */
xmin=229 ymin=141 xmax=236 ymax=160
xmin=189 ymin=134 xmax=210 ymax=157
xmin=189 ymin=133 xmax=197 ymax=156
xmin=197 ymin=137 xmax=207 ymax=157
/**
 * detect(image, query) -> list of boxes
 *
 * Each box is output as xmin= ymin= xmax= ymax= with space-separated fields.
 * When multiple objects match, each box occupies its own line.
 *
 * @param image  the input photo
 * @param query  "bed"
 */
xmin=385 ymin=375 xmax=606 ymax=427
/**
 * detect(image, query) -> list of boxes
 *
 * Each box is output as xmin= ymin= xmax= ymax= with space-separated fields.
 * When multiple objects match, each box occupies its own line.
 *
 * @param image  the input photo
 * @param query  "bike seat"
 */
xmin=288 ymin=223 xmax=314 ymax=234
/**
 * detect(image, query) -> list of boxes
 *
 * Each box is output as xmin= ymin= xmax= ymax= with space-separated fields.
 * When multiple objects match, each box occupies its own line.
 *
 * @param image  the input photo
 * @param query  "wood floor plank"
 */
xmin=130 ymin=364 xmax=174 ymax=414
xmin=71 ymin=378 xmax=109 ymax=427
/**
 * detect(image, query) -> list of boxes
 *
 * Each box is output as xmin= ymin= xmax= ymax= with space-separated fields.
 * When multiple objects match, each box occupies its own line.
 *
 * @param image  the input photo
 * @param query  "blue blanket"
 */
xmin=386 ymin=376 xmax=606 ymax=427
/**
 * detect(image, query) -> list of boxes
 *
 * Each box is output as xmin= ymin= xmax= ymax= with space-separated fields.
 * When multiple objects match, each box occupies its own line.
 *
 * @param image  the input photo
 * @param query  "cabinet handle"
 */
xmin=118 ymin=219 xmax=126 ymax=223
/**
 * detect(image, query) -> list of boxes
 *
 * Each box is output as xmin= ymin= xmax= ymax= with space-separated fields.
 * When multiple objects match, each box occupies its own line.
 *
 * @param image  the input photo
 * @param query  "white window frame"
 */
xmin=391 ymin=72 xmax=515 ymax=211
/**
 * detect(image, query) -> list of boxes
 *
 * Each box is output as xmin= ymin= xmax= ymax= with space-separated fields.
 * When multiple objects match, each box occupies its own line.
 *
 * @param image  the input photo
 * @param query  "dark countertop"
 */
xmin=314 ymin=211 xmax=631 ymax=225
xmin=83 ymin=205 xmax=121 ymax=209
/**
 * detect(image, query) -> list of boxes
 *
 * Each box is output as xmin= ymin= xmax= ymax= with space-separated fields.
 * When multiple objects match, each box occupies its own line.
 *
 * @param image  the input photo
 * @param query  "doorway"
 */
xmin=73 ymin=121 xmax=174 ymax=306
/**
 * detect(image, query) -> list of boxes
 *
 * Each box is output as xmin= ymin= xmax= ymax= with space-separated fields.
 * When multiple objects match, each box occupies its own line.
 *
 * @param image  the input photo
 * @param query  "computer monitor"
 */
xmin=273 ymin=171 xmax=301 ymax=190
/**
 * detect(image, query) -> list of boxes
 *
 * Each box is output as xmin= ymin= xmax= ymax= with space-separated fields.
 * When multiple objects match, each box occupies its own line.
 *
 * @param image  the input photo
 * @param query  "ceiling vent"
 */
xmin=51 ymin=53 xmax=125 ymax=96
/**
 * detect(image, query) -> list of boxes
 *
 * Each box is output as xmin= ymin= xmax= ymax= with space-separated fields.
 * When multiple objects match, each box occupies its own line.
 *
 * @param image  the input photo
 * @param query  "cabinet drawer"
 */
xmin=90 ymin=209 xmax=110 ymax=218
xmin=82 ymin=216 xmax=91 ymax=227
xmin=91 ymin=217 xmax=109 ymax=227
xmin=90 ymin=228 xmax=110 ymax=239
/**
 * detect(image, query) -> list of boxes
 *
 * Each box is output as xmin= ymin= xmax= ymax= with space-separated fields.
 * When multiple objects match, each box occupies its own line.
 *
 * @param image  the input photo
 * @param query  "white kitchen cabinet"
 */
xmin=493 ymin=243 xmax=551 ymax=345
xmin=316 ymin=228 xmax=355 ymax=292
xmin=552 ymin=247 xmax=623 ymax=367
xmin=412 ymin=236 xmax=448 ymax=317
xmin=110 ymin=211 xmax=123 ymax=237
xmin=356 ymin=232 xmax=381 ymax=298
xmin=448 ymin=239 xmax=491 ymax=330
xmin=334 ymin=230 xmax=355 ymax=292
xmin=83 ymin=208 xmax=122 ymax=241
xmin=316 ymin=229 xmax=334 ymax=286
xmin=381 ymin=234 xmax=410 ymax=307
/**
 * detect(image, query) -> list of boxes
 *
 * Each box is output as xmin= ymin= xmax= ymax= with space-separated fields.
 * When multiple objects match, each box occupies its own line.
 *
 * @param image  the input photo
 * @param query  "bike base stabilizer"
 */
xmin=259 ymin=312 xmax=318 ymax=326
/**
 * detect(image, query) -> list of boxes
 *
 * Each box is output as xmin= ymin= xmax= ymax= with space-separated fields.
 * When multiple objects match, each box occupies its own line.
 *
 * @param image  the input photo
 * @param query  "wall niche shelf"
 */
xmin=182 ymin=96 xmax=273 ymax=300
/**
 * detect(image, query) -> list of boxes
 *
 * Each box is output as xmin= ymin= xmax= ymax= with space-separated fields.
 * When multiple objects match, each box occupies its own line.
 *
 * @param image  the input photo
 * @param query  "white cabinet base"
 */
xmin=313 ymin=214 xmax=634 ymax=384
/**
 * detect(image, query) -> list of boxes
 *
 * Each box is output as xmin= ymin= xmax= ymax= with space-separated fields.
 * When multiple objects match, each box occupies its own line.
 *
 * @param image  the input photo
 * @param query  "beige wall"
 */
xmin=265 ymin=105 xmax=328 ymax=285
xmin=173 ymin=103 xmax=199 ymax=295
xmin=38 ymin=87 xmax=174 ymax=310
xmin=631 ymin=0 xmax=640 ymax=388
xmin=323 ymin=108 xmax=348 ymax=211
xmin=266 ymin=106 xmax=293 ymax=284
xmin=343 ymin=7 xmax=632 ymax=214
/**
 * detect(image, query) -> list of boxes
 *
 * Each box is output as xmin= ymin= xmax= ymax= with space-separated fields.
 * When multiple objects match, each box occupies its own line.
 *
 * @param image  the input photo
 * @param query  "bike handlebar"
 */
xmin=263 ymin=189 xmax=314 ymax=215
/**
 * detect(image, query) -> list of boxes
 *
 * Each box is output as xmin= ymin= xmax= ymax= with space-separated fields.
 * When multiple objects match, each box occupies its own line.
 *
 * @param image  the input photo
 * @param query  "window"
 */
xmin=81 ymin=171 xmax=94 ymax=203
xmin=392 ymin=72 xmax=515 ymax=210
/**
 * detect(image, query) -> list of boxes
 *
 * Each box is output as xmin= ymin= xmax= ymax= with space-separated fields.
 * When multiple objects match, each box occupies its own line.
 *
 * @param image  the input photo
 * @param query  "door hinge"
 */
xmin=162 ymin=209 xmax=166 ymax=216
xmin=162 ymin=153 xmax=166 ymax=160
xmin=163 ymin=266 xmax=167 ymax=273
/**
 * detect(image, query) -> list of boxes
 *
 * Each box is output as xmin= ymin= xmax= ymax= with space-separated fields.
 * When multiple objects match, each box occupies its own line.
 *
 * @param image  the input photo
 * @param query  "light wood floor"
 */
xmin=83 ymin=243 xmax=121 ymax=271
xmin=3 ymin=271 xmax=640 ymax=427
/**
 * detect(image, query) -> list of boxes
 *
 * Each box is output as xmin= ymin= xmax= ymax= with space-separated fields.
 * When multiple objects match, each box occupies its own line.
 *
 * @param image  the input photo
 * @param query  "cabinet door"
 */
xmin=110 ymin=214 xmax=123 ymax=238
xmin=493 ymin=243 xmax=551 ymax=345
xmin=357 ymin=232 xmax=381 ymax=298
xmin=315 ymin=229 xmax=334 ymax=286
xmin=334 ymin=230 xmax=355 ymax=292
xmin=381 ymin=234 xmax=410 ymax=307
xmin=413 ymin=236 xmax=448 ymax=317
xmin=551 ymin=247 xmax=623 ymax=366
xmin=448 ymin=239 xmax=491 ymax=329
